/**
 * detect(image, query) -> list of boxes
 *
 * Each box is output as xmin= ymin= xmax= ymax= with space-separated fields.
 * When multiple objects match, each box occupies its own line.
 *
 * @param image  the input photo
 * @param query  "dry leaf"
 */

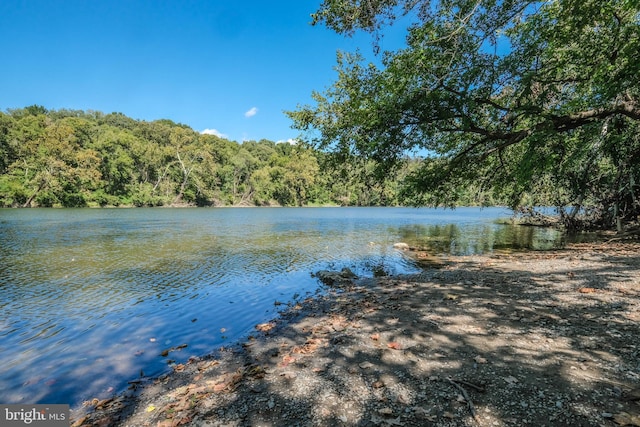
xmin=579 ymin=287 xmax=597 ymax=293
xmin=387 ymin=342 xmax=402 ymax=350
xmin=212 ymin=371 xmax=243 ymax=393
xmin=280 ymin=354 xmax=296 ymax=367
xmin=370 ymin=333 xmax=380 ymax=341
xmin=256 ymin=322 xmax=275 ymax=333
xmin=70 ymin=416 xmax=88 ymax=427
xmin=212 ymin=382 xmax=227 ymax=393
xmin=292 ymin=338 xmax=323 ymax=354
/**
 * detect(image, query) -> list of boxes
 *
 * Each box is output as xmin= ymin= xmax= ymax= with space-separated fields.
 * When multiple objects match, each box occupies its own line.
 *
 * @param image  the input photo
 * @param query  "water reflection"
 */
xmin=0 ymin=207 xmax=564 ymax=407
xmin=397 ymin=222 xmax=564 ymax=255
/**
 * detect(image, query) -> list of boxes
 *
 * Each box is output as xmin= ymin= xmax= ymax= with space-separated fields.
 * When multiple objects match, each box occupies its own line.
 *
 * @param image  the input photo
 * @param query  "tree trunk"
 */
xmin=23 ymin=179 xmax=47 ymax=208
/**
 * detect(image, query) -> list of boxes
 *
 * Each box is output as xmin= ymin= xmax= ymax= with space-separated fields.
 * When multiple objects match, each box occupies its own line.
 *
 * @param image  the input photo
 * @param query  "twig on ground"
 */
xmin=447 ymin=377 xmax=479 ymax=424
xmin=452 ymin=378 xmax=486 ymax=393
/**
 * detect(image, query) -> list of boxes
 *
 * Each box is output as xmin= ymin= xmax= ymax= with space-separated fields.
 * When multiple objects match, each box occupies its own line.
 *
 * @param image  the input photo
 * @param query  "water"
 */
xmin=0 ymin=207 xmax=564 ymax=407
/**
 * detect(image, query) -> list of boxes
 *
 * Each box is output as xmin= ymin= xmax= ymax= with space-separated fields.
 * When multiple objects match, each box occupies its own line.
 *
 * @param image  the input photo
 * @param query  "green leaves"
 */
xmin=0 ymin=107 xmax=413 ymax=208
xmin=294 ymin=0 xmax=640 ymax=228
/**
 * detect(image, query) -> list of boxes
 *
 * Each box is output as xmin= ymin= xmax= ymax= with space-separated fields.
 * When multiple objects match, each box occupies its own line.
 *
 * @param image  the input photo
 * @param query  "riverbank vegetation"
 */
xmin=290 ymin=0 xmax=640 ymax=232
xmin=2 ymin=4 xmax=639 ymax=234
xmin=0 ymin=106 xmax=455 ymax=209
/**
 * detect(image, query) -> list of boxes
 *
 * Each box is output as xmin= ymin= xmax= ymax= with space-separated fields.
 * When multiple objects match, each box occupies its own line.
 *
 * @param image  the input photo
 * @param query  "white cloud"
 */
xmin=244 ymin=107 xmax=258 ymax=118
xmin=276 ymin=138 xmax=299 ymax=145
xmin=201 ymin=128 xmax=228 ymax=138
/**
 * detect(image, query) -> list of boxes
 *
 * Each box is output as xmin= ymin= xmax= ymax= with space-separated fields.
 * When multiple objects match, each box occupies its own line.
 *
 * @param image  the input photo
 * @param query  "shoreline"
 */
xmin=73 ymin=242 xmax=640 ymax=426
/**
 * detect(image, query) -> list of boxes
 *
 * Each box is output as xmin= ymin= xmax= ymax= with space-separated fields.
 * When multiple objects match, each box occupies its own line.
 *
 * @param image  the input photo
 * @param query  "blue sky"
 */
xmin=0 ymin=1 xmax=406 ymax=143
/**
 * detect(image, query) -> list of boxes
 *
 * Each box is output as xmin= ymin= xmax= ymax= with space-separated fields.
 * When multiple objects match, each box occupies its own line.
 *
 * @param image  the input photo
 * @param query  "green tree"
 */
xmin=280 ymin=145 xmax=320 ymax=206
xmin=0 ymin=112 xmax=16 ymax=175
xmin=93 ymin=127 xmax=137 ymax=199
xmin=21 ymin=122 xmax=93 ymax=206
xmin=291 ymin=0 xmax=640 ymax=229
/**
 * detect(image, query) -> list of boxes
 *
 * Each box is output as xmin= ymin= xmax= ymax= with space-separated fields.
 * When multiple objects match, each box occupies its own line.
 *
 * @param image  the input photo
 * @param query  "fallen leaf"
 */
xmin=256 ymin=322 xmax=275 ymax=333
xmin=145 ymin=404 xmax=155 ymax=412
xmin=70 ymin=416 xmax=88 ymax=427
xmin=370 ymin=333 xmax=380 ymax=341
xmin=211 ymin=371 xmax=243 ymax=393
xmin=197 ymin=360 xmax=219 ymax=372
xmin=387 ymin=342 xmax=402 ymax=350
xmin=292 ymin=338 xmax=324 ymax=354
xmin=212 ymin=382 xmax=227 ymax=392
xmin=280 ymin=354 xmax=296 ymax=367
xmin=579 ymin=287 xmax=597 ymax=293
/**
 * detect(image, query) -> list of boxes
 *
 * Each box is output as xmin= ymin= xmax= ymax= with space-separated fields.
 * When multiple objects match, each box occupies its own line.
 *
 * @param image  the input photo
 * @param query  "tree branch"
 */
xmin=450 ymin=100 xmax=640 ymax=161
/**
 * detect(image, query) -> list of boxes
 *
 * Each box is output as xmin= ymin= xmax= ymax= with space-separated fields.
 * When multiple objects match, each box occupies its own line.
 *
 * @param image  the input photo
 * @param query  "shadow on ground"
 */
xmin=75 ymin=243 xmax=640 ymax=427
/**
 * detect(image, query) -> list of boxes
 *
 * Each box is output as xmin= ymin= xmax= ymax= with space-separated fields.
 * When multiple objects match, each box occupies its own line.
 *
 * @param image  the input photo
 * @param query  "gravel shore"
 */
xmin=73 ymin=241 xmax=640 ymax=427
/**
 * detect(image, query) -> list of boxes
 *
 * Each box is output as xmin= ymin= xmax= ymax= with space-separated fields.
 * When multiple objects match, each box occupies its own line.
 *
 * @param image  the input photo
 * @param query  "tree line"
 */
xmin=1 ymin=105 xmax=489 ymax=208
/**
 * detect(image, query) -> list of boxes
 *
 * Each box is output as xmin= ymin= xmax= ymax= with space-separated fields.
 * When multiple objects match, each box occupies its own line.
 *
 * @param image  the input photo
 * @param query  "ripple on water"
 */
xmin=0 ymin=207 xmax=563 ymax=407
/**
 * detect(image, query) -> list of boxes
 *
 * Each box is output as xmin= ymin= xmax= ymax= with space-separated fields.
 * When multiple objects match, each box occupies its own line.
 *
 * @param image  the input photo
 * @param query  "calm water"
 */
xmin=0 ymin=207 xmax=564 ymax=407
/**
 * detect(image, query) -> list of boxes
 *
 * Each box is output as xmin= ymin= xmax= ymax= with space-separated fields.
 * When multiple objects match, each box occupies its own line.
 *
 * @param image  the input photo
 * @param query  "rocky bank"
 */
xmin=73 ymin=241 xmax=640 ymax=427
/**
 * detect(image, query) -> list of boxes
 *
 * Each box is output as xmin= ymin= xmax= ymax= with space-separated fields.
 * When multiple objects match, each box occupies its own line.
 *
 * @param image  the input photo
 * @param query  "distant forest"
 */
xmin=0 ymin=106 xmax=493 ymax=208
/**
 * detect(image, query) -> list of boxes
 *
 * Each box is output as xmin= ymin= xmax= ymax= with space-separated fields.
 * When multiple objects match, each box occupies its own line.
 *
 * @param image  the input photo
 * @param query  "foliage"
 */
xmin=291 ymin=0 xmax=640 ymax=230
xmin=0 ymin=106 xmax=432 ymax=208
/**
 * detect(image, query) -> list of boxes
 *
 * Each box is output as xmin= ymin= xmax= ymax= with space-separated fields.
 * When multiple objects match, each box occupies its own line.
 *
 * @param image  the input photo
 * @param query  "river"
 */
xmin=0 ymin=207 xmax=564 ymax=407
